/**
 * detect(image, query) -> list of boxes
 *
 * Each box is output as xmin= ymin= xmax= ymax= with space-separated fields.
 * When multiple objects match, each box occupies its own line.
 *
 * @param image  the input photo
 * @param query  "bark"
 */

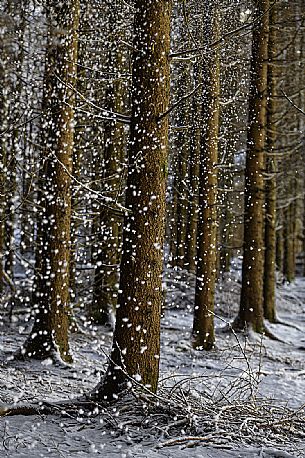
xmin=217 ymin=5 xmax=241 ymax=278
xmin=0 ymin=37 xmax=6 ymax=292
xmin=275 ymin=203 xmax=283 ymax=273
xmin=263 ymin=4 xmax=277 ymax=322
xmin=185 ymin=66 xmax=201 ymax=273
xmin=235 ymin=0 xmax=269 ymax=333
xmin=283 ymin=191 xmax=296 ymax=283
xmin=21 ymin=0 xmax=80 ymax=362
xmin=93 ymin=0 xmax=172 ymax=398
xmin=0 ymin=1 xmax=12 ymax=291
xmin=91 ymin=3 xmax=125 ymax=324
xmin=4 ymin=0 xmax=26 ymax=284
xmin=193 ymin=1 xmax=220 ymax=351
xmin=175 ymin=66 xmax=190 ymax=269
xmin=169 ymin=155 xmax=178 ymax=265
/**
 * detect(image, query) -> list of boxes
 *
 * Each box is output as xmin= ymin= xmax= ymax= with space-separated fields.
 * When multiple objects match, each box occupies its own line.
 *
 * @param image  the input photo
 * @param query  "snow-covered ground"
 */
xmin=0 ymin=268 xmax=304 ymax=457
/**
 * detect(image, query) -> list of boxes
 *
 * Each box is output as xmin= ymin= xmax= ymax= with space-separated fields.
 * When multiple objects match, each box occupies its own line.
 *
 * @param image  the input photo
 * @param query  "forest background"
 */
xmin=0 ymin=0 xmax=304 ymax=456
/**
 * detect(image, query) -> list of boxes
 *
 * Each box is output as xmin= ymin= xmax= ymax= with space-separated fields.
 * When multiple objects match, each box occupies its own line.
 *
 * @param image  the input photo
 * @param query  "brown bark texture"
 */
xmin=237 ymin=0 xmax=269 ymax=333
xmin=185 ymin=66 xmax=201 ymax=273
xmin=21 ymin=0 xmax=80 ymax=362
xmin=193 ymin=1 xmax=220 ymax=350
xmin=91 ymin=4 xmax=125 ymax=325
xmin=93 ymin=0 xmax=172 ymax=398
xmin=263 ymin=4 xmax=277 ymax=322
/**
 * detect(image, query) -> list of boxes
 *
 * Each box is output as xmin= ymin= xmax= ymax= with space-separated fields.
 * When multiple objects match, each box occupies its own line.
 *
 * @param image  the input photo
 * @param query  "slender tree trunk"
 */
xmin=4 ymin=0 xmax=26 ymax=286
xmin=91 ymin=3 xmax=125 ymax=324
xmin=283 ymin=190 xmax=295 ymax=283
xmin=185 ymin=66 xmax=201 ymax=273
xmin=276 ymin=206 xmax=284 ymax=273
xmin=93 ymin=0 xmax=172 ymax=398
xmin=175 ymin=66 xmax=190 ymax=269
xmin=21 ymin=0 xmax=80 ymax=362
xmin=0 ymin=47 xmax=6 ymax=292
xmin=193 ymin=1 xmax=220 ymax=350
xmin=263 ymin=4 xmax=277 ymax=322
xmin=169 ymin=154 xmax=178 ymax=266
xmin=0 ymin=1 xmax=11 ymax=291
xmin=235 ymin=0 xmax=269 ymax=333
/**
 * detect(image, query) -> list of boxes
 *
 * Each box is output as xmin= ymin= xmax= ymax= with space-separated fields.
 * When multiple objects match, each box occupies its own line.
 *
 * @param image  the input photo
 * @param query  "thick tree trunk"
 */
xmin=193 ymin=1 xmax=220 ymax=350
xmin=21 ymin=0 xmax=80 ymax=362
xmin=93 ymin=0 xmax=172 ymax=398
xmin=235 ymin=0 xmax=269 ymax=333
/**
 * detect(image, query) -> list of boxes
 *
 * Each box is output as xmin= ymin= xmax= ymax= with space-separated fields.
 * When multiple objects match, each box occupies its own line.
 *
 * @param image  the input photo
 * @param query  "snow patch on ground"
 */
xmin=0 ymin=268 xmax=304 ymax=457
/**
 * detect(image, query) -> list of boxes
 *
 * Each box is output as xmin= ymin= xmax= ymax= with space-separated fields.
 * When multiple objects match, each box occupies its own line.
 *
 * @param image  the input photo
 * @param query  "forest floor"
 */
xmin=0 ymin=262 xmax=304 ymax=457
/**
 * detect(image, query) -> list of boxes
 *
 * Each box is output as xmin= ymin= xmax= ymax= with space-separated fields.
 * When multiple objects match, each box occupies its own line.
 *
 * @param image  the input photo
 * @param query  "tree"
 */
xmin=20 ymin=0 xmax=80 ymax=362
xmin=90 ymin=1 xmax=126 ymax=325
xmin=263 ymin=2 xmax=277 ymax=322
xmin=92 ymin=0 xmax=172 ymax=398
xmin=192 ymin=0 xmax=220 ymax=350
xmin=185 ymin=73 xmax=201 ymax=273
xmin=234 ymin=0 xmax=269 ymax=333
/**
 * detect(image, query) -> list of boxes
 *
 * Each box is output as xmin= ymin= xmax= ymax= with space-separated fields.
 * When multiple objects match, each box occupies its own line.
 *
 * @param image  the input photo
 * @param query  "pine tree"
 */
xmin=92 ymin=0 xmax=172 ymax=398
xmin=263 ymin=3 xmax=277 ymax=322
xmin=234 ymin=0 xmax=269 ymax=333
xmin=20 ymin=0 xmax=80 ymax=362
xmin=90 ymin=1 xmax=126 ymax=325
xmin=192 ymin=0 xmax=220 ymax=350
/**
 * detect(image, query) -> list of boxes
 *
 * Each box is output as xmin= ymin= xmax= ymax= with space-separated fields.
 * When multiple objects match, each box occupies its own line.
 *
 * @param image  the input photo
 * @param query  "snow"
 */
xmin=0 ymin=267 xmax=304 ymax=457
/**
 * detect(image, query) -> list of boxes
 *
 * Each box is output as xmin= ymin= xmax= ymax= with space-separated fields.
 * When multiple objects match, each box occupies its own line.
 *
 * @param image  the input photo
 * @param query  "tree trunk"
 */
xmin=283 ymin=192 xmax=295 ymax=283
xmin=263 ymin=4 xmax=277 ymax=322
xmin=91 ymin=3 xmax=125 ymax=325
xmin=175 ymin=65 xmax=190 ymax=269
xmin=185 ymin=66 xmax=201 ymax=274
xmin=0 ymin=1 xmax=12 ymax=291
xmin=93 ymin=0 xmax=172 ymax=398
xmin=193 ymin=1 xmax=220 ymax=350
xmin=235 ymin=0 xmax=269 ymax=333
xmin=21 ymin=0 xmax=80 ymax=362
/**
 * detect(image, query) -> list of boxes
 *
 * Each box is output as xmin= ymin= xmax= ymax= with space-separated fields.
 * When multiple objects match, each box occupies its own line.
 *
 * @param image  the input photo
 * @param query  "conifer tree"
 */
xmin=92 ymin=0 xmax=172 ymax=398
xmin=263 ymin=3 xmax=277 ymax=322
xmin=20 ymin=0 xmax=80 ymax=362
xmin=234 ymin=0 xmax=269 ymax=332
xmin=90 ymin=1 xmax=125 ymax=325
xmin=193 ymin=0 xmax=220 ymax=350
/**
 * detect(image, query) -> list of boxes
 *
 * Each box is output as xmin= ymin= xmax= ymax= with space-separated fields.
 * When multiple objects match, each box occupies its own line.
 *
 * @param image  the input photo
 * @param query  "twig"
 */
xmin=281 ymin=89 xmax=305 ymax=116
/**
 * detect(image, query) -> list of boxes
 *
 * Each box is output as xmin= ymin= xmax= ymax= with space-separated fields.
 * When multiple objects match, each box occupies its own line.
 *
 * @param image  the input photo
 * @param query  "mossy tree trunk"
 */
xmin=21 ymin=0 xmax=80 ymax=362
xmin=93 ymin=0 xmax=172 ymax=398
xmin=235 ymin=0 xmax=269 ymax=333
xmin=193 ymin=1 xmax=220 ymax=351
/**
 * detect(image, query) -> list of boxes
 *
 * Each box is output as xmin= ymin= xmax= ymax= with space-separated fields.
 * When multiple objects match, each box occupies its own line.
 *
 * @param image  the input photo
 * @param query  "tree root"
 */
xmin=262 ymin=325 xmax=287 ymax=344
xmin=0 ymin=397 xmax=110 ymax=418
